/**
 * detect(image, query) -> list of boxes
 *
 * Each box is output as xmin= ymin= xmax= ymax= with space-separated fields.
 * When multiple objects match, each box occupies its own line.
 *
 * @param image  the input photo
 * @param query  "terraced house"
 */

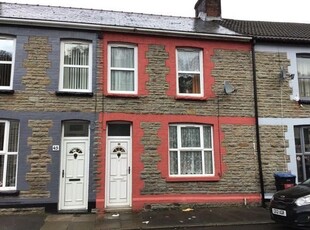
xmin=219 ymin=18 xmax=310 ymax=197
xmin=3 ymin=0 xmax=308 ymax=214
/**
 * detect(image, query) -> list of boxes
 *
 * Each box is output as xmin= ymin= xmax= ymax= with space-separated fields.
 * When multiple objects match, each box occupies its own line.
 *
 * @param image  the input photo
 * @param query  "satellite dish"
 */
xmin=224 ymin=81 xmax=236 ymax=95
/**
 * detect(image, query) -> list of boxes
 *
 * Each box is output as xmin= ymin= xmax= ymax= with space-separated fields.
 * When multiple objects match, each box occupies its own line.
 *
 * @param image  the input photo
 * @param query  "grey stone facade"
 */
xmin=0 ymin=25 xmax=100 ymax=208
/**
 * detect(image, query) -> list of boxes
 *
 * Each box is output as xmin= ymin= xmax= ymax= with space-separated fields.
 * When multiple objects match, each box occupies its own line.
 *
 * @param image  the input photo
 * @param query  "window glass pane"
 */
xmin=297 ymin=55 xmax=310 ymax=97
xmin=203 ymin=126 xmax=212 ymax=148
xmin=64 ymin=121 xmax=89 ymax=137
xmin=111 ymin=47 xmax=134 ymax=68
xmin=111 ymin=70 xmax=134 ymax=91
xmin=5 ymin=155 xmax=17 ymax=187
xmin=0 ymin=155 xmax=4 ymax=187
xmin=0 ymin=123 xmax=4 ymax=151
xmin=169 ymin=126 xmax=177 ymax=148
xmin=64 ymin=43 xmax=89 ymax=65
xmin=305 ymin=155 xmax=310 ymax=181
xmin=178 ymin=50 xmax=200 ymax=71
xmin=0 ymin=40 xmax=13 ymax=61
xmin=8 ymin=121 xmax=19 ymax=152
xmin=178 ymin=74 xmax=200 ymax=94
xmin=63 ymin=67 xmax=88 ymax=90
xmin=180 ymin=151 xmax=202 ymax=175
xmin=181 ymin=127 xmax=200 ymax=147
xmin=169 ymin=151 xmax=178 ymax=175
xmin=108 ymin=124 xmax=130 ymax=136
xmin=0 ymin=64 xmax=11 ymax=86
xmin=294 ymin=126 xmax=302 ymax=153
xmin=204 ymin=151 xmax=213 ymax=174
xmin=303 ymin=128 xmax=310 ymax=152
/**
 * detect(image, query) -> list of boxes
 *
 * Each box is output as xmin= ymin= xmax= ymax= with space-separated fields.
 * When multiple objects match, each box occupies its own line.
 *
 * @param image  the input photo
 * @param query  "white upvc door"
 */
xmin=59 ymin=138 xmax=89 ymax=211
xmin=106 ymin=138 xmax=132 ymax=208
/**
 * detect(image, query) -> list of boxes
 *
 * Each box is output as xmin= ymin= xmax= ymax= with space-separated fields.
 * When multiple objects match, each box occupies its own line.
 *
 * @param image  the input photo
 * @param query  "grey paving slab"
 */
xmin=0 ymin=214 xmax=45 ymax=230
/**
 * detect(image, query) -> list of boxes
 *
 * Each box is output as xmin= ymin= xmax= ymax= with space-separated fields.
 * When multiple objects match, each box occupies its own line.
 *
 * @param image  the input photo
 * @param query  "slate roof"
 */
xmin=217 ymin=19 xmax=310 ymax=43
xmin=0 ymin=2 xmax=246 ymax=40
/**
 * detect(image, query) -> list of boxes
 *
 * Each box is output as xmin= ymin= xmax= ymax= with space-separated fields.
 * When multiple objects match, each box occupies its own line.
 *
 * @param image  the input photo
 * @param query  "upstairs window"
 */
xmin=0 ymin=38 xmax=15 ymax=90
xmin=177 ymin=48 xmax=203 ymax=97
xmin=0 ymin=120 xmax=19 ymax=190
xmin=169 ymin=124 xmax=214 ymax=176
xmin=108 ymin=44 xmax=137 ymax=94
xmin=297 ymin=54 xmax=310 ymax=99
xmin=59 ymin=41 xmax=92 ymax=92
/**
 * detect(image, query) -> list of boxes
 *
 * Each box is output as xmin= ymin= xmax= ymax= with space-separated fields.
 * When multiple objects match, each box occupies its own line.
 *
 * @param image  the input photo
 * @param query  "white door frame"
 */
xmin=59 ymin=137 xmax=90 ymax=211
xmin=105 ymin=136 xmax=132 ymax=208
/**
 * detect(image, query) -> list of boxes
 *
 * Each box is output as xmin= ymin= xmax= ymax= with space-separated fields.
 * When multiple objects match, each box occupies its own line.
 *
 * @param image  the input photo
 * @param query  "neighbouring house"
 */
xmin=0 ymin=3 xmax=101 ymax=212
xmin=217 ymin=6 xmax=310 ymax=197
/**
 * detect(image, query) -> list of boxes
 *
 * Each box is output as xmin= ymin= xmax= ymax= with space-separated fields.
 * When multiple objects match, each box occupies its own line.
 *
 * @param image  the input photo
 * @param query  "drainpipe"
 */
xmin=251 ymin=38 xmax=266 ymax=208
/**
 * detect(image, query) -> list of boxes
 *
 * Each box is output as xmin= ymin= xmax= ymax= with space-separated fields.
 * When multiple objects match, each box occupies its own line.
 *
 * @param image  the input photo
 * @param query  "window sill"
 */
xmin=106 ymin=93 xmax=140 ymax=98
xmin=166 ymin=176 xmax=220 ymax=182
xmin=0 ymin=190 xmax=20 ymax=196
xmin=175 ymin=95 xmax=207 ymax=101
xmin=55 ymin=91 xmax=93 ymax=97
xmin=0 ymin=90 xmax=14 ymax=94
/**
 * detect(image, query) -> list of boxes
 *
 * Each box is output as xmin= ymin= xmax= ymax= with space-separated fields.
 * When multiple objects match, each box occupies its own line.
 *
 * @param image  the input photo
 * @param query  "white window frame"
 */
xmin=0 ymin=120 xmax=19 ymax=191
xmin=108 ymin=44 xmax=138 ymax=95
xmin=59 ymin=41 xmax=92 ymax=92
xmin=176 ymin=48 xmax=204 ymax=97
xmin=297 ymin=53 xmax=310 ymax=100
xmin=0 ymin=37 xmax=15 ymax=90
xmin=169 ymin=124 xmax=214 ymax=177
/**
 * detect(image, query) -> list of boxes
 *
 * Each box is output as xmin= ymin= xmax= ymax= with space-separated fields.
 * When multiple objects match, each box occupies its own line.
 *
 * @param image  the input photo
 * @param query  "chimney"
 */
xmin=194 ymin=0 xmax=221 ymax=21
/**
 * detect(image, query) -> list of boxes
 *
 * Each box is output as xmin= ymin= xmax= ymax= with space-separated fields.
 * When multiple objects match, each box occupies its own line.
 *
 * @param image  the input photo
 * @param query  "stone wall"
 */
xmin=103 ymin=36 xmax=257 ymax=197
xmin=20 ymin=120 xmax=53 ymax=198
xmin=0 ymin=26 xmax=99 ymax=205
xmin=104 ymin=44 xmax=254 ymax=118
xmin=255 ymin=51 xmax=294 ymax=192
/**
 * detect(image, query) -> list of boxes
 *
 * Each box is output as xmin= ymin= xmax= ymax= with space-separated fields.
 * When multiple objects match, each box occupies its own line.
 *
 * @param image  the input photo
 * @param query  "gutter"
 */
xmin=251 ymin=38 xmax=266 ymax=207
xmin=0 ymin=17 xmax=252 ymax=42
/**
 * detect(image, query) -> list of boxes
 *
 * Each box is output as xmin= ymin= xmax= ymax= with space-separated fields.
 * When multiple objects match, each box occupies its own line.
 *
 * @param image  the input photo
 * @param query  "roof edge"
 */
xmin=0 ymin=18 xmax=252 ymax=41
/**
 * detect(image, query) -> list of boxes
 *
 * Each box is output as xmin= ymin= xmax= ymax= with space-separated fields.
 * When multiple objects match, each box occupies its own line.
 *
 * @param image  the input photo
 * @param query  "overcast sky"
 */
xmin=1 ymin=0 xmax=310 ymax=23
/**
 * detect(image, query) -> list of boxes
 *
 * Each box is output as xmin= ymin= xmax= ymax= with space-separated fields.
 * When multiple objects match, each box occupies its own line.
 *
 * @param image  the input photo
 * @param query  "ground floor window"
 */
xmin=169 ymin=124 xmax=214 ymax=176
xmin=294 ymin=126 xmax=310 ymax=182
xmin=0 ymin=120 xmax=19 ymax=190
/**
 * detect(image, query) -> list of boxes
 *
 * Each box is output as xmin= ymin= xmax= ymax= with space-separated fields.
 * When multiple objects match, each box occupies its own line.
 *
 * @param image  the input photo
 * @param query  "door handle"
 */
xmin=62 ymin=170 xmax=64 ymax=178
xmin=128 ymin=167 xmax=131 ymax=174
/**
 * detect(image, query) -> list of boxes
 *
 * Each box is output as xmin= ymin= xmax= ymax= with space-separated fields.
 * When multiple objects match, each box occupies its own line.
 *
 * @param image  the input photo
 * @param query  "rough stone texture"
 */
xmin=140 ymin=122 xmax=167 ymax=194
xmin=255 ymin=52 xmax=295 ymax=117
xmin=0 ymin=36 xmax=101 ymax=112
xmin=0 ymin=28 xmax=99 ymax=208
xmin=140 ymin=123 xmax=259 ymax=195
xmin=104 ymin=45 xmax=254 ymax=117
xmin=20 ymin=120 xmax=53 ymax=198
xmin=255 ymin=51 xmax=293 ymax=192
xmin=93 ymin=39 xmax=104 ymax=192
xmin=103 ymin=43 xmax=257 ymax=196
xmin=259 ymin=125 xmax=289 ymax=193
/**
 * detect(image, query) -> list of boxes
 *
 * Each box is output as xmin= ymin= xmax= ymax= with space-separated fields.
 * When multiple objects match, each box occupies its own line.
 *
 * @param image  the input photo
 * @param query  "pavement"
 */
xmin=0 ymin=205 xmax=275 ymax=230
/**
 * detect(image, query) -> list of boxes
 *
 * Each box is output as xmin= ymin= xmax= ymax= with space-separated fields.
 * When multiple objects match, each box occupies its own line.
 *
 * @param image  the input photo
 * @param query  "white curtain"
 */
xmin=178 ymin=50 xmax=200 ymax=71
xmin=169 ymin=125 xmax=213 ymax=175
xmin=63 ymin=43 xmax=89 ymax=90
xmin=180 ymin=151 xmax=202 ymax=174
xmin=181 ymin=127 xmax=200 ymax=147
xmin=111 ymin=47 xmax=134 ymax=91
